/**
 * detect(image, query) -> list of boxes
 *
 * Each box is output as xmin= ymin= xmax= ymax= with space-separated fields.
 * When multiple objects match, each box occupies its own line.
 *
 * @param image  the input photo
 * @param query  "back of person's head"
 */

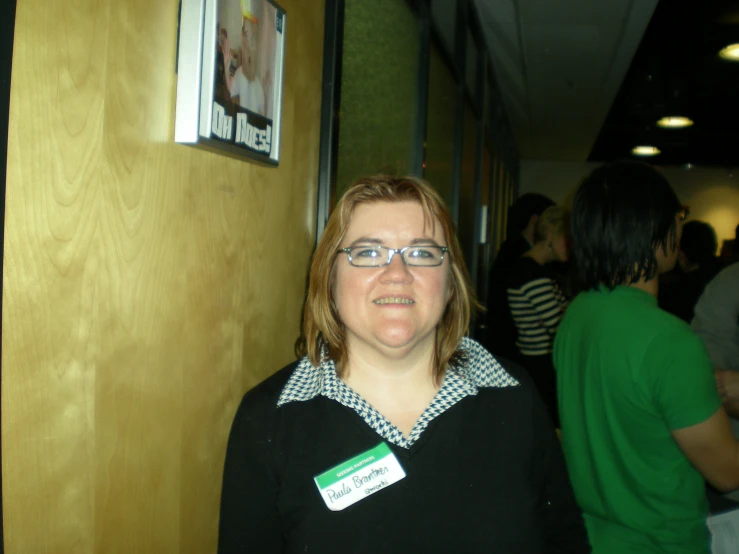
xmin=680 ymin=221 xmax=718 ymax=266
xmin=298 ymin=174 xmax=476 ymax=378
xmin=506 ymin=193 xmax=555 ymax=237
xmin=572 ymin=161 xmax=682 ymax=290
xmin=534 ymin=206 xmax=570 ymax=244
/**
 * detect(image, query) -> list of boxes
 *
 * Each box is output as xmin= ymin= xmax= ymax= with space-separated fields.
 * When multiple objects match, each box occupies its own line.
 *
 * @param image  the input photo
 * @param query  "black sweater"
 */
xmin=482 ymin=234 xmax=533 ymax=359
xmin=217 ymin=359 xmax=590 ymax=553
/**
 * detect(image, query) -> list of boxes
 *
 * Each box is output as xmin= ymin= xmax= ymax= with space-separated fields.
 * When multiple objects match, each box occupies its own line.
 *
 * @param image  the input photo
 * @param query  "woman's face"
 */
xmin=551 ymin=232 xmax=570 ymax=262
xmin=241 ymin=19 xmax=258 ymax=80
xmin=333 ymin=201 xmax=451 ymax=361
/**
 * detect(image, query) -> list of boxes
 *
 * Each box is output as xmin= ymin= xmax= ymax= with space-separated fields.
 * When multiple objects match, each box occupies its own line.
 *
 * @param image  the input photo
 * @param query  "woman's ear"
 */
xmin=528 ymin=214 xmax=540 ymax=234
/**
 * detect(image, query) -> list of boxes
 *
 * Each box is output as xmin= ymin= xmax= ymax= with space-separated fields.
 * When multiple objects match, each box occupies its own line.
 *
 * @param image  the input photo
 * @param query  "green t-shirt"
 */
xmin=554 ymin=286 xmax=721 ymax=554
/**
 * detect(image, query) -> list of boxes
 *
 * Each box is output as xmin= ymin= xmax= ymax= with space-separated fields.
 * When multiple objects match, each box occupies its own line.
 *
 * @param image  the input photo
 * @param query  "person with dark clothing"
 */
xmin=719 ymin=222 xmax=739 ymax=264
xmin=218 ymin=176 xmax=590 ymax=554
xmin=507 ymin=206 xmax=570 ymax=427
xmin=481 ymin=193 xmax=555 ymax=360
xmin=659 ymin=220 xmax=722 ymax=322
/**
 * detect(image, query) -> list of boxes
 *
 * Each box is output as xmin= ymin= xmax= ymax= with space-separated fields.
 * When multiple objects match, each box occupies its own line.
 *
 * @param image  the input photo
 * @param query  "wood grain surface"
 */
xmin=2 ymin=0 xmax=324 ymax=551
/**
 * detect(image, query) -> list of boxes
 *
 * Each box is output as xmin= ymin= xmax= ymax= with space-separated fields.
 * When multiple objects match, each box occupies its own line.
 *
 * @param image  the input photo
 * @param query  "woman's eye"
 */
xmin=408 ymin=248 xmax=432 ymax=258
xmin=355 ymin=248 xmax=379 ymax=258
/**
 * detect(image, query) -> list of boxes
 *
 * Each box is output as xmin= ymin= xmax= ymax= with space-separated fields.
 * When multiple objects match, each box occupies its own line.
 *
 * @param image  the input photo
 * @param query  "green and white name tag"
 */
xmin=314 ymin=442 xmax=406 ymax=511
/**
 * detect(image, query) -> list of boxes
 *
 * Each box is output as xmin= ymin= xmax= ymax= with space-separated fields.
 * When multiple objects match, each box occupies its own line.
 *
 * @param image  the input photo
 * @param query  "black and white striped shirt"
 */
xmin=507 ymin=258 xmax=568 ymax=356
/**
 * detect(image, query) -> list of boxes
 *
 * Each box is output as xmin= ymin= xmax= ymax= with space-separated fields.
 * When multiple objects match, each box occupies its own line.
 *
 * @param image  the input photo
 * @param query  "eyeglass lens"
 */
xmin=347 ymin=246 xmax=445 ymax=267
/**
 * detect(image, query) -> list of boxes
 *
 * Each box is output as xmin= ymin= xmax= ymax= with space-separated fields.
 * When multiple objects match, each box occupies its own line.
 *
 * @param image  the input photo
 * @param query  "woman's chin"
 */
xmin=374 ymin=327 xmax=434 ymax=352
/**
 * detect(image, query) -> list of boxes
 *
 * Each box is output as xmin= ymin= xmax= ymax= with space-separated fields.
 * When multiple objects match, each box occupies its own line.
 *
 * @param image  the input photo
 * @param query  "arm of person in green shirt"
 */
xmin=672 ymin=407 xmax=739 ymax=492
xmin=658 ymin=334 xmax=739 ymax=492
xmin=716 ymin=370 xmax=739 ymax=418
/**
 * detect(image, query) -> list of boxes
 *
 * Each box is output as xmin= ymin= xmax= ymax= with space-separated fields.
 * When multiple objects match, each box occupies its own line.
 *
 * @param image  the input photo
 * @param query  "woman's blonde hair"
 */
xmin=534 ymin=206 xmax=570 ymax=244
xmin=296 ymin=175 xmax=479 ymax=383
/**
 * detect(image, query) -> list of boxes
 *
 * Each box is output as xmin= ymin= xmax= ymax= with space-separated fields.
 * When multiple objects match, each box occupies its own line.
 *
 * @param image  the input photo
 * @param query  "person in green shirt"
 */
xmin=555 ymin=161 xmax=739 ymax=553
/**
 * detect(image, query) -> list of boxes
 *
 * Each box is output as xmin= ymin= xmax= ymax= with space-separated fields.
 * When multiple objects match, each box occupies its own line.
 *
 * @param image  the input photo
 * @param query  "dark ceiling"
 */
xmin=588 ymin=0 xmax=739 ymax=167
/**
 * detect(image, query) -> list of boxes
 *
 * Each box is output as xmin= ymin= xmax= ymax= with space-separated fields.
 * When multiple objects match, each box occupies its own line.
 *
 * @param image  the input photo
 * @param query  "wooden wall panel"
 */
xmin=2 ymin=0 xmax=325 ymax=551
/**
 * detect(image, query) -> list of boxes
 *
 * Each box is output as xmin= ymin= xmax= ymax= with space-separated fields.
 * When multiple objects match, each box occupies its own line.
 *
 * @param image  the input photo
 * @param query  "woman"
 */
xmin=221 ymin=0 xmax=266 ymax=116
xmin=506 ymin=207 xmax=570 ymax=426
xmin=218 ymin=176 xmax=589 ymax=553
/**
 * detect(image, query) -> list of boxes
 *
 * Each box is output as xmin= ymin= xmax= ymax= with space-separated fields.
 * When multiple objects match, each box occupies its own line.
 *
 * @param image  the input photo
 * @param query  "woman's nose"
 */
xmin=380 ymin=251 xmax=413 ymax=282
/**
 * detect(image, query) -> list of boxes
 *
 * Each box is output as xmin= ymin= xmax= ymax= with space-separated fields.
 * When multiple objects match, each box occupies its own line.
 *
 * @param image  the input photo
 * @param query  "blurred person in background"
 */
xmin=506 ymin=206 xmax=570 ymax=427
xmin=556 ymin=161 xmax=739 ymax=554
xmin=481 ymin=194 xmax=555 ymax=360
xmin=659 ymin=220 xmax=722 ymax=323
xmin=692 ymin=261 xmax=739 ymax=508
xmin=719 ymin=223 xmax=739 ymax=264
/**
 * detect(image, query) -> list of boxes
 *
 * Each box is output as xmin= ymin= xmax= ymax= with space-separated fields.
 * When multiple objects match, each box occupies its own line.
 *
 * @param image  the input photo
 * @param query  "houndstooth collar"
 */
xmin=277 ymin=337 xmax=518 ymax=449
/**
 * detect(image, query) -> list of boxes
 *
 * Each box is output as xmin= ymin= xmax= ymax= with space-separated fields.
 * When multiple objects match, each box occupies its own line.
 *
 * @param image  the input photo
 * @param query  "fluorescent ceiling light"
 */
xmin=719 ymin=44 xmax=739 ymax=61
xmin=657 ymin=116 xmax=694 ymax=128
xmin=632 ymin=146 xmax=661 ymax=156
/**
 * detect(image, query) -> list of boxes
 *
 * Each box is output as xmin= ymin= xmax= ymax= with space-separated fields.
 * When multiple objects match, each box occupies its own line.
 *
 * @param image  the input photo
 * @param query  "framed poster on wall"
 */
xmin=175 ymin=0 xmax=286 ymax=165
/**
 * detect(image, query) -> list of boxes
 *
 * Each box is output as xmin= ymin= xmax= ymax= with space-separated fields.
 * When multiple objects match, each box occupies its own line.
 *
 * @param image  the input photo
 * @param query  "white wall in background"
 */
xmin=520 ymin=159 xmax=739 ymax=251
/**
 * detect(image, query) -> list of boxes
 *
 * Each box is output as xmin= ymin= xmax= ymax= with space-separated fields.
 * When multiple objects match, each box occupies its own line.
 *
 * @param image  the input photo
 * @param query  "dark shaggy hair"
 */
xmin=506 ymin=193 xmax=555 ymax=237
xmin=572 ymin=161 xmax=682 ymax=290
xmin=680 ymin=221 xmax=718 ymax=266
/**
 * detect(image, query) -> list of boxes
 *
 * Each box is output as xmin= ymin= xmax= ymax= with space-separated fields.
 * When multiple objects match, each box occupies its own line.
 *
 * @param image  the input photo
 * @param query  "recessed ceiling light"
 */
xmin=632 ymin=146 xmax=661 ymax=156
xmin=657 ymin=116 xmax=694 ymax=128
xmin=719 ymin=44 xmax=739 ymax=61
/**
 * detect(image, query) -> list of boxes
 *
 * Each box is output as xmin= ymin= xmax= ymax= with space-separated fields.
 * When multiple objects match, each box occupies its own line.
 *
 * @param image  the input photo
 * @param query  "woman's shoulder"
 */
xmin=486 ymin=355 xmax=531 ymax=384
xmin=236 ymin=360 xmax=303 ymax=419
xmin=459 ymin=338 xmax=534 ymax=391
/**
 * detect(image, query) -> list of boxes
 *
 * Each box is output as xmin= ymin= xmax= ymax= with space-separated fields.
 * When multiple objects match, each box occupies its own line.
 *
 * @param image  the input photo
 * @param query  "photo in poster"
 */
xmin=175 ymin=0 xmax=286 ymax=165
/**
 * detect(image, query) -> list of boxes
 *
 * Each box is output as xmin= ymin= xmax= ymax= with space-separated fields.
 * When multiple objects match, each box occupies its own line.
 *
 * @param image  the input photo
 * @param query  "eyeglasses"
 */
xmin=338 ymin=245 xmax=449 ymax=267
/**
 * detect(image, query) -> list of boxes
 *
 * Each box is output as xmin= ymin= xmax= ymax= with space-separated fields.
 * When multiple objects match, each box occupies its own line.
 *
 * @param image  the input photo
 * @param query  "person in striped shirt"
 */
xmin=507 ymin=206 xmax=570 ymax=425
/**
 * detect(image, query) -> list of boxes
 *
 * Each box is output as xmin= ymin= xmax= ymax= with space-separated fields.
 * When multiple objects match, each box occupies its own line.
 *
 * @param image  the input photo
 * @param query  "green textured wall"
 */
xmin=423 ymin=44 xmax=457 ymax=207
xmin=336 ymin=0 xmax=420 ymax=196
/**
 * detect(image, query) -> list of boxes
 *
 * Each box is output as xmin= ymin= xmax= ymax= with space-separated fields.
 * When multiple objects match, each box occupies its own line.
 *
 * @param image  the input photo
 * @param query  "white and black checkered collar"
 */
xmin=277 ymin=337 xmax=519 ymax=449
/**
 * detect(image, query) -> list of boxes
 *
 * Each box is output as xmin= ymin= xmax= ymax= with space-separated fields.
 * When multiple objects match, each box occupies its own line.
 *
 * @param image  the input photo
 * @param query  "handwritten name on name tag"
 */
xmin=313 ymin=442 xmax=406 ymax=511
